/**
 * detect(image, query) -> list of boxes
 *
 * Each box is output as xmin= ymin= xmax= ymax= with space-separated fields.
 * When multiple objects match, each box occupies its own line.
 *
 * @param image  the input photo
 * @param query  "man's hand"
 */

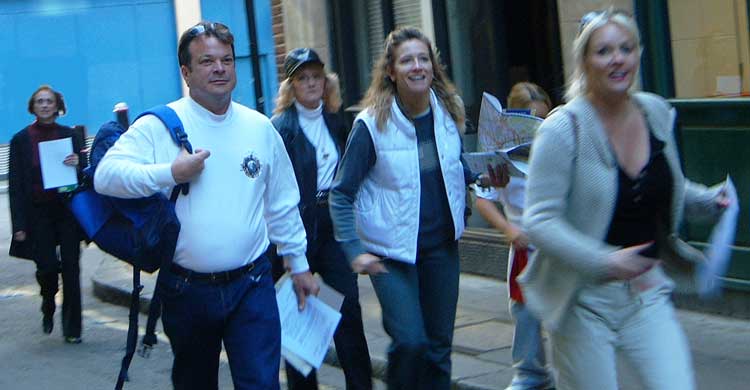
xmin=13 ymin=231 xmax=26 ymax=242
xmin=351 ymin=253 xmax=387 ymax=275
xmin=171 ymin=148 xmax=210 ymax=184
xmin=291 ymin=271 xmax=319 ymax=311
xmin=63 ymin=153 xmax=79 ymax=167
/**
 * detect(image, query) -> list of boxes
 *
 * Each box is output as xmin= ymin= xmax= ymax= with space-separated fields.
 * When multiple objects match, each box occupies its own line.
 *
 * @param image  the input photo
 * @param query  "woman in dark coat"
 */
xmin=271 ymin=48 xmax=372 ymax=390
xmin=9 ymin=85 xmax=86 ymax=343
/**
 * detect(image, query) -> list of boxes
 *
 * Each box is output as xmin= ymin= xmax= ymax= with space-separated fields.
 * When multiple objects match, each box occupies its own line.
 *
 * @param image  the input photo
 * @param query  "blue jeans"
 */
xmin=159 ymin=255 xmax=280 ymax=390
xmin=370 ymin=241 xmax=459 ymax=390
xmin=285 ymin=205 xmax=372 ymax=390
xmin=507 ymin=300 xmax=554 ymax=390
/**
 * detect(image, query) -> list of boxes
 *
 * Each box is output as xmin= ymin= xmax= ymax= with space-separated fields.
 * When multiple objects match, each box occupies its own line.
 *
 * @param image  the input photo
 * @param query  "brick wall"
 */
xmin=271 ymin=0 xmax=286 ymax=83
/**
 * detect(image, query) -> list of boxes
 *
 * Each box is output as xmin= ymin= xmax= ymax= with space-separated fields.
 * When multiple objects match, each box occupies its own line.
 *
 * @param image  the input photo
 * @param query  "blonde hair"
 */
xmin=507 ymin=82 xmax=551 ymax=111
xmin=360 ymin=26 xmax=465 ymax=132
xmin=565 ymin=8 xmax=642 ymax=101
xmin=273 ymin=72 xmax=342 ymax=115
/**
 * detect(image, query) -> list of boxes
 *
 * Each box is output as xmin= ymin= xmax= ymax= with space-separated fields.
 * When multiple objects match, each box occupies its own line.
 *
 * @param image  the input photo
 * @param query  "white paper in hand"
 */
xmin=38 ymin=137 xmax=77 ymax=189
xmin=275 ymin=276 xmax=342 ymax=373
xmin=698 ymin=175 xmax=738 ymax=298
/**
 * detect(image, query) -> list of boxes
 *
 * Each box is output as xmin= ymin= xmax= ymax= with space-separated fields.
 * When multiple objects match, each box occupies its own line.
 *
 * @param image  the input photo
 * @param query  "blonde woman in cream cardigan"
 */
xmin=520 ymin=9 xmax=728 ymax=390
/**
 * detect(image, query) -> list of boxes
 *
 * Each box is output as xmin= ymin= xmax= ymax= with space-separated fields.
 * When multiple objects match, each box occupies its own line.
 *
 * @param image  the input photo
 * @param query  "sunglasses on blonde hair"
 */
xmin=578 ymin=9 xmax=632 ymax=34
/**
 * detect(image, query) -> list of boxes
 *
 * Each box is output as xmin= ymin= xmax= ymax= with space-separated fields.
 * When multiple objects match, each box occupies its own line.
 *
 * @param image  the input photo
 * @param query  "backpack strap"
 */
xmin=115 ymin=267 xmax=143 ymax=390
xmin=135 ymin=105 xmax=193 ymax=200
xmin=113 ymin=106 xmax=189 ymax=389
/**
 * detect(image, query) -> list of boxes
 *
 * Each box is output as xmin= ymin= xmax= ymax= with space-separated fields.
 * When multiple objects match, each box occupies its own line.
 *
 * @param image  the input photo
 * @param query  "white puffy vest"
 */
xmin=353 ymin=89 xmax=466 ymax=263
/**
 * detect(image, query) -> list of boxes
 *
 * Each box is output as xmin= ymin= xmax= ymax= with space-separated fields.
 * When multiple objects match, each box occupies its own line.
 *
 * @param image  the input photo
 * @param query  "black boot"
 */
xmin=41 ymin=298 xmax=54 ymax=334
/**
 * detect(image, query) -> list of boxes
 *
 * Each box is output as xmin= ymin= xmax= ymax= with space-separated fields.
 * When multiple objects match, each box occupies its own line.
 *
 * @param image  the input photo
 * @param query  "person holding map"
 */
xmin=520 ymin=9 xmax=729 ymax=390
xmin=8 ymin=85 xmax=86 ymax=343
xmin=474 ymin=82 xmax=554 ymax=390
xmin=329 ymin=26 xmax=508 ymax=389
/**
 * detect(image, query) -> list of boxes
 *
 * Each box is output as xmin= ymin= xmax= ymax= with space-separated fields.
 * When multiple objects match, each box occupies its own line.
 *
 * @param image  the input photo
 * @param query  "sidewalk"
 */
xmin=91 ymin=248 xmax=750 ymax=390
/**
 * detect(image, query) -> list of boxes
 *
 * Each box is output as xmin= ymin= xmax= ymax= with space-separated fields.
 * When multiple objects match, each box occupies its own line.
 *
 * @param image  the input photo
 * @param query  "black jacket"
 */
xmin=271 ymin=104 xmax=348 ymax=243
xmin=8 ymin=123 xmax=86 ymax=260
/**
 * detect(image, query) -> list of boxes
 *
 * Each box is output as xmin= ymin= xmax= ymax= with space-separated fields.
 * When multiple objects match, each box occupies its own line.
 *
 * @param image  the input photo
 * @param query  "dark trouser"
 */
xmin=370 ymin=241 xmax=460 ymax=390
xmin=285 ymin=204 xmax=372 ymax=390
xmin=159 ymin=255 xmax=281 ymax=390
xmin=33 ymin=201 xmax=82 ymax=338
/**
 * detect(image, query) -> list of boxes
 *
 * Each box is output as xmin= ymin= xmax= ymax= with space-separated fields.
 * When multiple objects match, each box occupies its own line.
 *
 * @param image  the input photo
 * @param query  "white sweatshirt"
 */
xmin=95 ymin=97 xmax=309 ymax=273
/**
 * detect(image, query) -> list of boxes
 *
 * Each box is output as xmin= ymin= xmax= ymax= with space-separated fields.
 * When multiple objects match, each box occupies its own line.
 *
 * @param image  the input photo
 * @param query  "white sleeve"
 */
xmin=473 ymin=184 xmax=500 ymax=201
xmin=263 ymin=128 xmax=309 ymax=274
xmin=94 ymin=116 xmax=177 ymax=198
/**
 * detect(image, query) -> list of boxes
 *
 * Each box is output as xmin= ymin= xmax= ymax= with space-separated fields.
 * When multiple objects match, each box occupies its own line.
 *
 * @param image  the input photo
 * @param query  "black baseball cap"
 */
xmin=284 ymin=48 xmax=324 ymax=79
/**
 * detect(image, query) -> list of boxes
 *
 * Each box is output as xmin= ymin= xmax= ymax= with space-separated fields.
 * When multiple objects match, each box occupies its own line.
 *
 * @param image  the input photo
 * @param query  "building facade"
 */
xmin=272 ymin=0 xmax=750 ymax=301
xmin=0 ymin=0 xmax=279 ymax=142
xmin=2 ymin=0 xmax=749 ymax=304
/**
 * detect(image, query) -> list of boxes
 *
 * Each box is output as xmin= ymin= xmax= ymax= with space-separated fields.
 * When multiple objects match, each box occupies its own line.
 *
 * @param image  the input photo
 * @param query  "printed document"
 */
xmin=463 ymin=144 xmax=530 ymax=177
xmin=699 ymin=176 xmax=739 ymax=297
xmin=38 ymin=137 xmax=77 ymax=189
xmin=276 ymin=276 xmax=342 ymax=375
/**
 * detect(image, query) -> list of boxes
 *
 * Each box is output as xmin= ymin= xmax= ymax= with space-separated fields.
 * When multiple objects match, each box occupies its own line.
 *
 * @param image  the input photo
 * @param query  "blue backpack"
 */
xmin=68 ymin=105 xmax=191 ymax=389
xmin=70 ymin=105 xmax=191 ymax=273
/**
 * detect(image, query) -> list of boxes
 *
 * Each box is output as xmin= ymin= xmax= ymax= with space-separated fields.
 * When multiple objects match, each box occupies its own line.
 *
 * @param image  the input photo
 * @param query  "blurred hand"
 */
xmin=291 ymin=271 xmax=319 ymax=311
xmin=13 ymin=231 xmax=26 ymax=242
xmin=171 ymin=148 xmax=210 ymax=184
xmin=351 ymin=253 xmax=387 ymax=275
xmin=505 ymin=225 xmax=529 ymax=249
xmin=607 ymin=242 xmax=658 ymax=280
xmin=63 ymin=153 xmax=79 ymax=167
xmin=716 ymin=188 xmax=731 ymax=209
xmin=485 ymin=163 xmax=510 ymax=188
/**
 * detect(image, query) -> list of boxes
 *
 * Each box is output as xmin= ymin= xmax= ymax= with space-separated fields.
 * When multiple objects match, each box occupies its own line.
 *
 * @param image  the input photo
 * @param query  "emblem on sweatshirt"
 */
xmin=241 ymin=152 xmax=262 ymax=178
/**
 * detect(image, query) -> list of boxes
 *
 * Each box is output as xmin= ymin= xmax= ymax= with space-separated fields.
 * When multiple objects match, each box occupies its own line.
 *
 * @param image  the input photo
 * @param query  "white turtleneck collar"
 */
xmin=187 ymin=96 xmax=232 ymax=125
xmin=295 ymin=100 xmax=323 ymax=120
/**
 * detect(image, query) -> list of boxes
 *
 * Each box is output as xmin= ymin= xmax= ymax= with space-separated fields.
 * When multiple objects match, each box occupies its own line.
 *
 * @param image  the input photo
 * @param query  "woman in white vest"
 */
xmin=521 ymin=9 xmax=728 ymax=390
xmin=330 ymin=27 xmax=507 ymax=390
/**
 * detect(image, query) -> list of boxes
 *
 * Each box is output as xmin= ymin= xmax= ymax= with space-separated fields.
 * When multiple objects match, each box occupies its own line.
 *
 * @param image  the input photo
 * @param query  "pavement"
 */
xmin=90 ymin=246 xmax=750 ymax=390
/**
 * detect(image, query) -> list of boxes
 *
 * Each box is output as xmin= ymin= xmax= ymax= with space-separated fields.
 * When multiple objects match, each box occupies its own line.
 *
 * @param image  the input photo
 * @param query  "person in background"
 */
xmin=330 ymin=26 xmax=508 ymax=390
xmin=271 ymin=47 xmax=372 ymax=390
xmin=520 ymin=9 xmax=728 ymax=390
xmin=95 ymin=21 xmax=318 ymax=389
xmin=474 ymin=82 xmax=554 ymax=390
xmin=9 ymin=85 xmax=86 ymax=344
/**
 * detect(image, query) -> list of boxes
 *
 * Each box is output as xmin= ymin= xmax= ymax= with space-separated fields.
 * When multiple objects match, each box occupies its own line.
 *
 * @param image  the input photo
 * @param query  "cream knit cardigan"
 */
xmin=520 ymin=91 xmax=723 ymax=331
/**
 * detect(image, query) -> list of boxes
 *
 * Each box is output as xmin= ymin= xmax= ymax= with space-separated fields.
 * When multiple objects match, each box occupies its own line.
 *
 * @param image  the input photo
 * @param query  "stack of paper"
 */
xmin=38 ymin=137 xmax=78 ymax=189
xmin=275 ymin=276 xmax=343 ymax=376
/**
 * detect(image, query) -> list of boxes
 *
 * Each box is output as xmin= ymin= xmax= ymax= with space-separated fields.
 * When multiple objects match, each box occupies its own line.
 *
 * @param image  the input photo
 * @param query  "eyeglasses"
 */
xmin=578 ymin=9 xmax=632 ymax=34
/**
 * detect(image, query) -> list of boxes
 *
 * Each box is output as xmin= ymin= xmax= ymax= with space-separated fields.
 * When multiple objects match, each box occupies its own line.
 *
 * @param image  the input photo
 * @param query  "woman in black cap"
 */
xmin=271 ymin=47 xmax=372 ymax=390
xmin=8 ymin=85 xmax=86 ymax=344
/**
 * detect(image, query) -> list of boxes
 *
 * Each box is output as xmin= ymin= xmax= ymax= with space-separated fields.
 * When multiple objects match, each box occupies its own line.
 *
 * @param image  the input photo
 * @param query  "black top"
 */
xmin=604 ymin=130 xmax=673 ymax=258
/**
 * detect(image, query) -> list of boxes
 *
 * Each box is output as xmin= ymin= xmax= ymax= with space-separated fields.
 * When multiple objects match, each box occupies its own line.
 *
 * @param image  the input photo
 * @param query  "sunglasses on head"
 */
xmin=579 ymin=9 xmax=632 ymax=34
xmin=186 ymin=22 xmax=229 ymax=38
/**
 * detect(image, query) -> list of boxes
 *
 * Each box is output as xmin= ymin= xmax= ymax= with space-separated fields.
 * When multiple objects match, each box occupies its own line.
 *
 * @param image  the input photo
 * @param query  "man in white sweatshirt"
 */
xmin=95 ymin=21 xmax=318 ymax=390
